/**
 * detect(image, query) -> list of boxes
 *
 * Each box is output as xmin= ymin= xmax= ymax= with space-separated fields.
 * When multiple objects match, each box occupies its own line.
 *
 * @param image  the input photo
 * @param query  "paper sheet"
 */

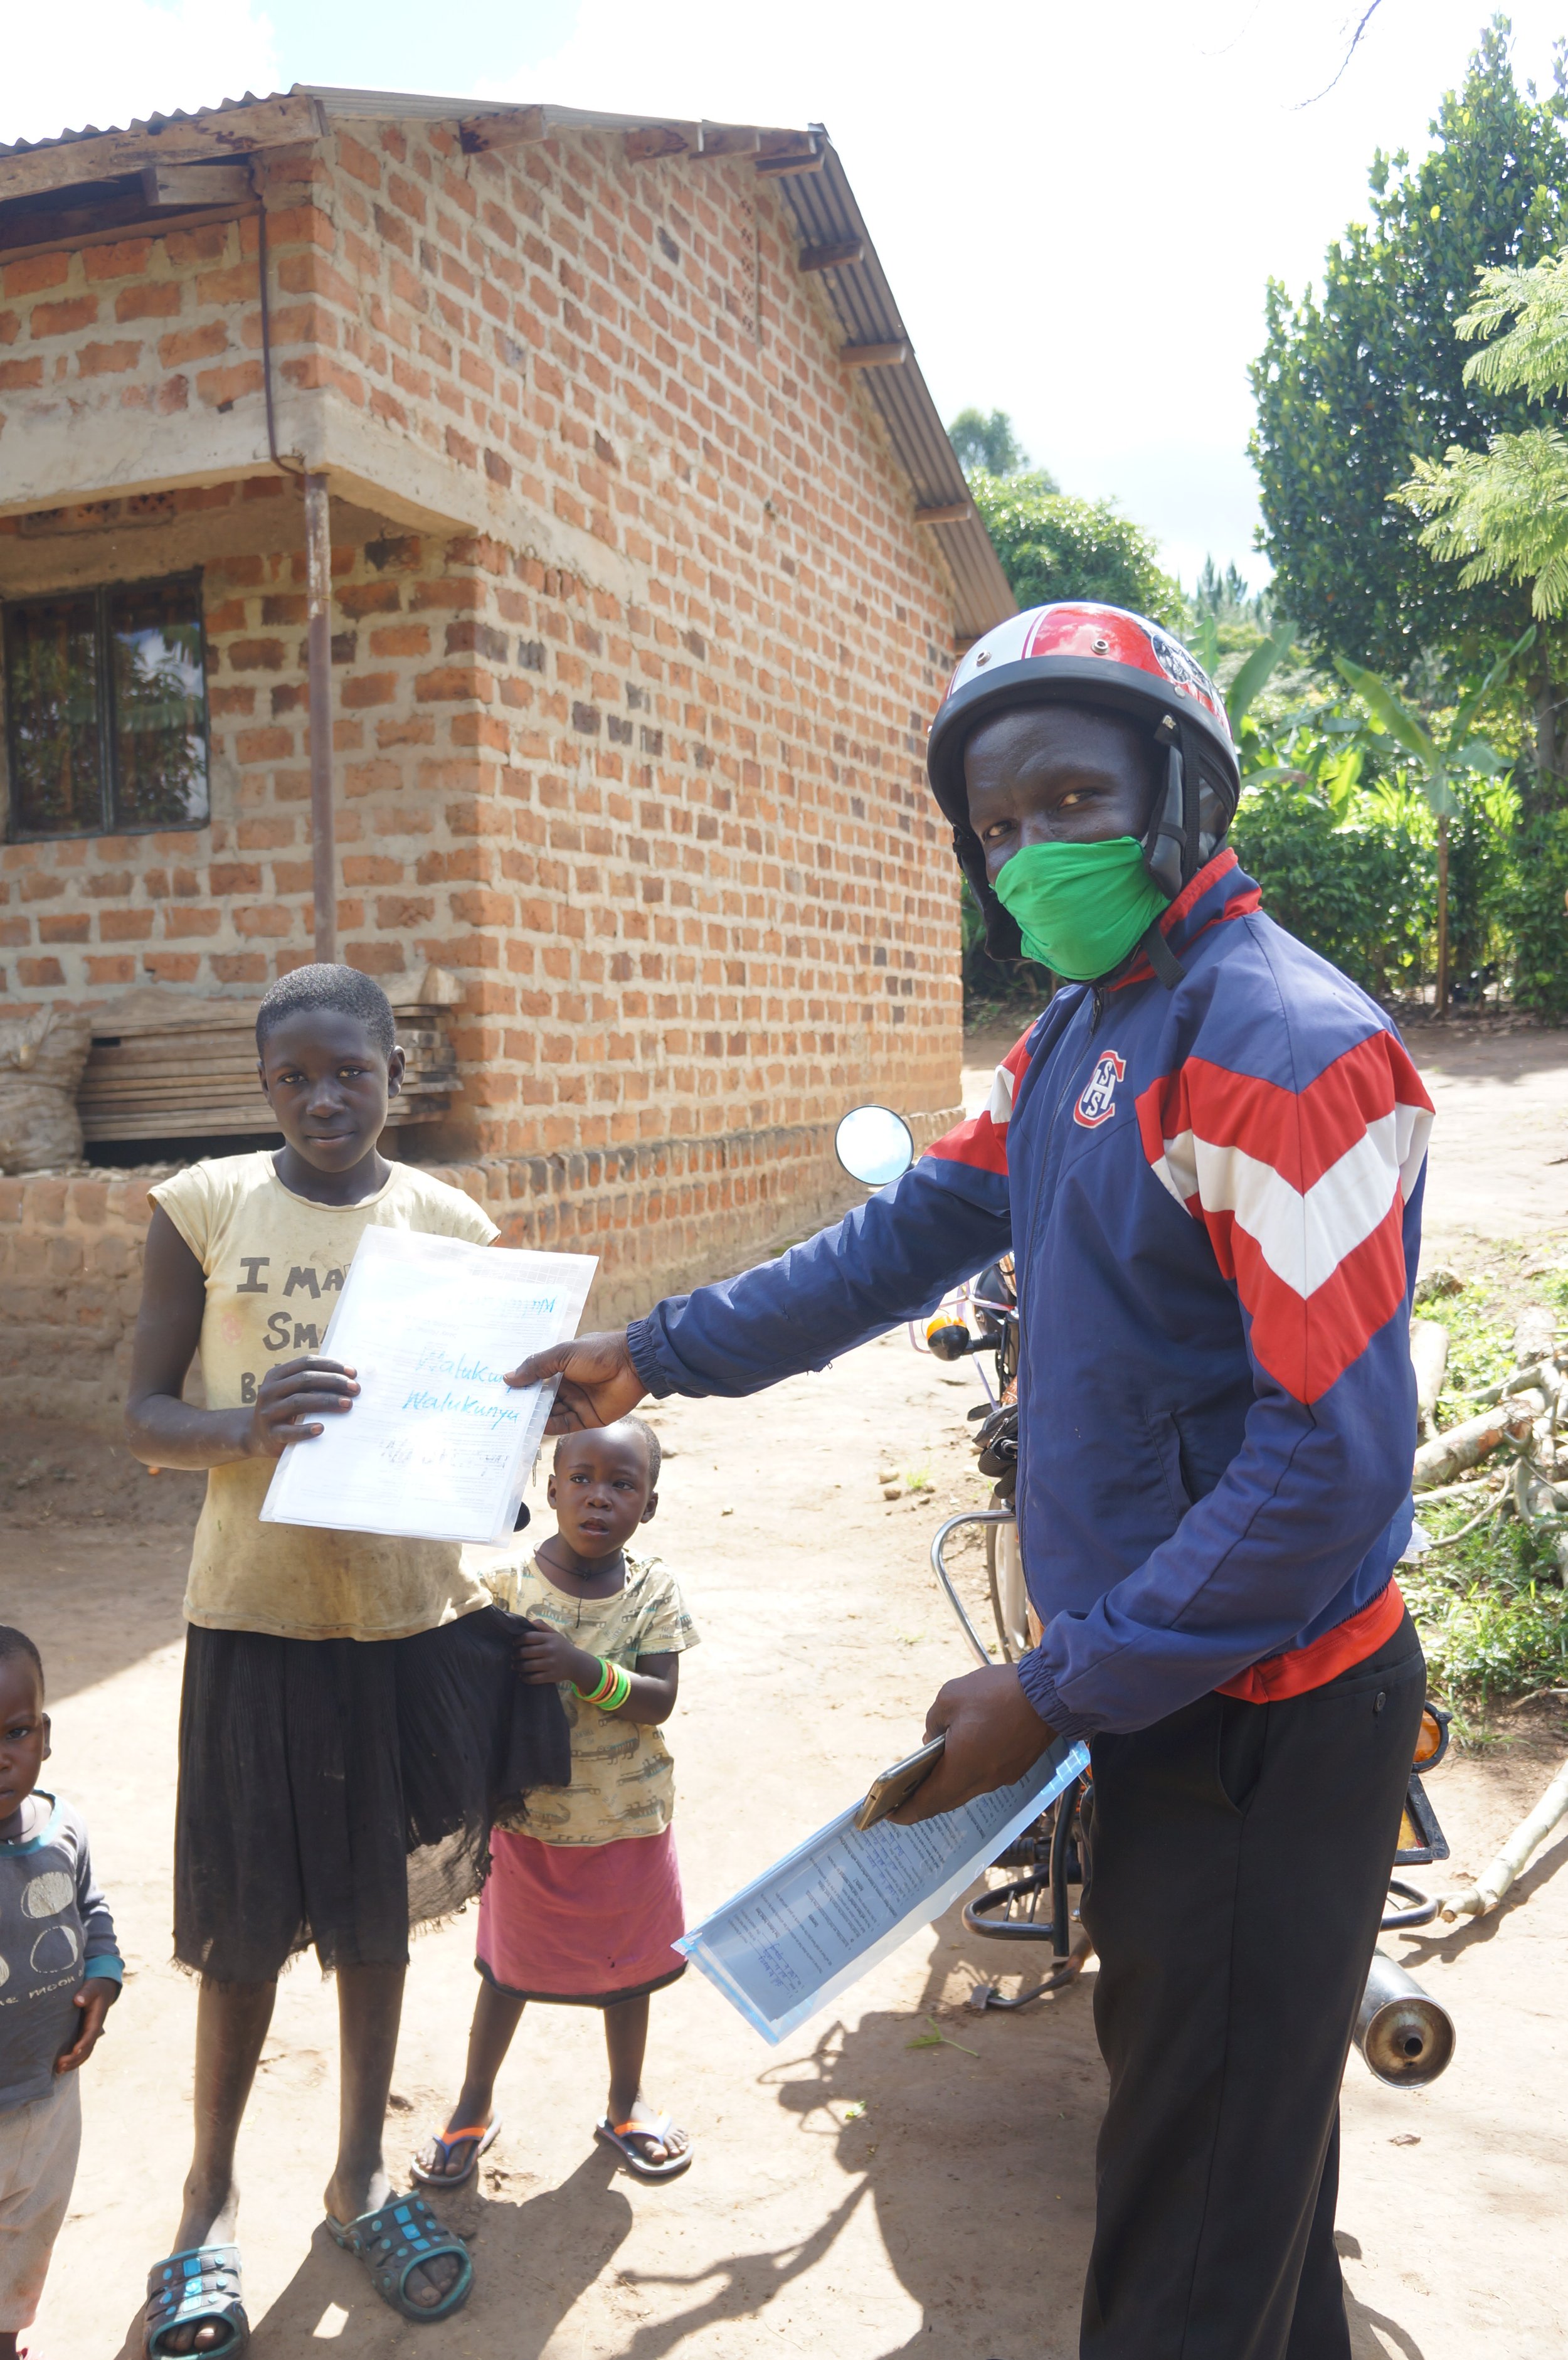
xmin=260 ymin=1228 xmax=596 ymax=1545
xmin=675 ymin=1735 xmax=1091 ymax=2044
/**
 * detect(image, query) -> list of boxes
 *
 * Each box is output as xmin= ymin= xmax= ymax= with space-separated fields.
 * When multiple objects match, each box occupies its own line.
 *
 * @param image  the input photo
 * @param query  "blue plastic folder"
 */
xmin=674 ymin=1735 xmax=1091 ymax=2044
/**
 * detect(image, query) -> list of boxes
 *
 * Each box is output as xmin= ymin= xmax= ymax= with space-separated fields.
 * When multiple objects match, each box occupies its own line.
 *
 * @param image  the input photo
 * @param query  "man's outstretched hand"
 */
xmin=506 ymin=1329 xmax=647 ymax=1433
xmin=890 ymin=1663 xmax=1055 ymax=1824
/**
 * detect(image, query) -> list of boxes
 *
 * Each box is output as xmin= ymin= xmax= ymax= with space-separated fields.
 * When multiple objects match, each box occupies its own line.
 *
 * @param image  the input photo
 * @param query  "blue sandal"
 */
xmin=410 ymin=2114 xmax=501 ymax=2189
xmin=144 ymin=2245 xmax=248 ymax=2357
xmin=326 ymin=2195 xmax=472 ymax=2322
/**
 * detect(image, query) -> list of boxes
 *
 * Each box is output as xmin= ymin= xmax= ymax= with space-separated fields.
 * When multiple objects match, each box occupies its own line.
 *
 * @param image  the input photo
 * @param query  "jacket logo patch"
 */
xmin=1074 ymin=1051 xmax=1126 ymax=1129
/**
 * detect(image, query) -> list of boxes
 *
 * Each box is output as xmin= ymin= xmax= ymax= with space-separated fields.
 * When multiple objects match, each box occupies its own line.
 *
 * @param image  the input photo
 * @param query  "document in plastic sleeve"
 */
xmin=260 ymin=1227 xmax=596 ymax=1545
xmin=674 ymin=1734 xmax=1091 ymax=2043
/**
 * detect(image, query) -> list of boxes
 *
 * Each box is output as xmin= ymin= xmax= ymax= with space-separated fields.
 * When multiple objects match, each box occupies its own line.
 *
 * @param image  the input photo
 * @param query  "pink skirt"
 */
xmin=477 ymin=1824 xmax=687 ymax=2006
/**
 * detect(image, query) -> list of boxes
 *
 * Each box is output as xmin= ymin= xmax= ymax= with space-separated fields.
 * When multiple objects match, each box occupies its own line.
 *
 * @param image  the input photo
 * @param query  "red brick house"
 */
xmin=0 ymin=86 xmax=1011 ymax=1419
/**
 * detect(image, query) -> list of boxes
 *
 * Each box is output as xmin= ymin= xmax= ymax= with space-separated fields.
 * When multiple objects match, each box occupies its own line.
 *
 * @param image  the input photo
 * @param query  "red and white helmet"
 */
xmin=926 ymin=602 xmax=1241 ymax=960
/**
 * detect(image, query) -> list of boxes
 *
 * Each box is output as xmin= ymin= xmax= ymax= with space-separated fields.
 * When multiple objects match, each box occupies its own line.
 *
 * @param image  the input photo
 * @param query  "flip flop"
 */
xmin=595 ymin=2112 xmax=694 ymax=2181
xmin=410 ymin=2115 xmax=501 ymax=2189
xmin=144 ymin=2244 xmax=248 ymax=2357
xmin=326 ymin=2196 xmax=472 ymax=2322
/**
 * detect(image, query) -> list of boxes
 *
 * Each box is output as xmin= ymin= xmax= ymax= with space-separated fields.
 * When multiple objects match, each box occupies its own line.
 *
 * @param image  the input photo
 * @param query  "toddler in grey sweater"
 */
xmin=0 ymin=1626 xmax=120 ymax=2353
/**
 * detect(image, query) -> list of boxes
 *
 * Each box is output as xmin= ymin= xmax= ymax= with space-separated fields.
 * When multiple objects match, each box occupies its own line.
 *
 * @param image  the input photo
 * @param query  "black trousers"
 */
xmin=1077 ymin=1612 xmax=1425 ymax=2360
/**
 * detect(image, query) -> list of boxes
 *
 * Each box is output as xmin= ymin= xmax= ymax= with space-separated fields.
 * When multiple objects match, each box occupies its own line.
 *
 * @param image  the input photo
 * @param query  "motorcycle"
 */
xmin=836 ymin=1104 xmax=1457 ymax=2083
xmin=913 ymin=1254 xmax=1029 ymax=1661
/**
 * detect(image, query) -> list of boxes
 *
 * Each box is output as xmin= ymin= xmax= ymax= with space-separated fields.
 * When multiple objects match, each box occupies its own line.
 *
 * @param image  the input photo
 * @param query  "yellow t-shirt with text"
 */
xmin=151 ymin=1151 xmax=500 ymax=1642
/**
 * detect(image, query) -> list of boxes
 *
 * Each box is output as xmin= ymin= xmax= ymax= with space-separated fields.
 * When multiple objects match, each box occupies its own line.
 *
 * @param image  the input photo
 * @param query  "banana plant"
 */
xmin=1226 ymin=621 xmax=1298 ymax=735
xmin=1334 ymin=627 xmax=1534 ymax=1015
xmin=1188 ymin=617 xmax=1298 ymax=740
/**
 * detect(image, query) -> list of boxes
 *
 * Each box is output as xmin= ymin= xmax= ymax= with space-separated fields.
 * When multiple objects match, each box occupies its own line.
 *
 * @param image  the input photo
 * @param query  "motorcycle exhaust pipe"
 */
xmin=1353 ymin=1950 xmax=1455 ymax=2087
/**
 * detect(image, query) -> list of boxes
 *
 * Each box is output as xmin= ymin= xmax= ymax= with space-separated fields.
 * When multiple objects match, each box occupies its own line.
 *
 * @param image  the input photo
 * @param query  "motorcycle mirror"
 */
xmin=835 ymin=1103 xmax=914 ymax=1188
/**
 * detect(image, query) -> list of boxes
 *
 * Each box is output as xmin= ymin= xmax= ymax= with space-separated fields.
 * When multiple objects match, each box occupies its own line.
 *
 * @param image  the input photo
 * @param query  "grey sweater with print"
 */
xmin=0 ymin=1794 xmax=121 ymax=2108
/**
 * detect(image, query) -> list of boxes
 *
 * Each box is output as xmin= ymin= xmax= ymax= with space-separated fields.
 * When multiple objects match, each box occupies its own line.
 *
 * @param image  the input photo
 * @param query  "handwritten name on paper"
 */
xmin=400 ymin=1388 xmax=522 ymax=1430
xmin=410 ymin=1345 xmax=507 ymax=1385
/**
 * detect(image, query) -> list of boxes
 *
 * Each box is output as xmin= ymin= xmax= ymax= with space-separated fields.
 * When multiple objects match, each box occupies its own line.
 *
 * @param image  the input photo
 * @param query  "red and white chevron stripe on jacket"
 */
xmin=1135 ymin=1033 xmax=1434 ymax=1405
xmin=921 ymin=1030 xmax=1032 ymax=1177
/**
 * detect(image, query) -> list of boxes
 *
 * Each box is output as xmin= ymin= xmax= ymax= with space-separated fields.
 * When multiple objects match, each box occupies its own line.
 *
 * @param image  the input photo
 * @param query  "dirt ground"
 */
xmin=13 ymin=1022 xmax=1568 ymax=2358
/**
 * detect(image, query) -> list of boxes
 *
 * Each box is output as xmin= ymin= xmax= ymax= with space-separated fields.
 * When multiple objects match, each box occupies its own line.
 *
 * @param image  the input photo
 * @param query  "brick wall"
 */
xmin=1 ymin=111 xmax=970 ymax=1362
xmin=0 ymin=1105 xmax=955 ymax=1430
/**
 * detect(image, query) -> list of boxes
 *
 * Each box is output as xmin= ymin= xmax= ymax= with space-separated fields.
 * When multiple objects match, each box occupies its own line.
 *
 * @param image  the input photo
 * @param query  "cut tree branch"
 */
xmin=1439 ymin=1754 xmax=1568 ymax=1921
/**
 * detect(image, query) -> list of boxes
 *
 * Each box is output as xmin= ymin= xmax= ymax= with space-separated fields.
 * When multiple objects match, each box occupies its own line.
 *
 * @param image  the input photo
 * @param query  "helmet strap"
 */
xmin=1139 ymin=915 xmax=1187 ymax=991
xmin=1143 ymin=724 xmax=1188 ymax=899
xmin=1180 ymin=721 xmax=1205 ymax=890
xmin=1142 ymin=715 xmax=1209 ymax=900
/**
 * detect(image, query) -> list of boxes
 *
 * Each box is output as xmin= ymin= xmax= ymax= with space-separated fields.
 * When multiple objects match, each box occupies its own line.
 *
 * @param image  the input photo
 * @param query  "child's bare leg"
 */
xmin=415 ymin=1981 xmax=525 ymax=2182
xmin=159 ymin=1976 xmax=275 ymax=2354
xmin=603 ymin=1995 xmax=689 ymax=2166
xmin=325 ymin=1963 xmax=460 ymax=2309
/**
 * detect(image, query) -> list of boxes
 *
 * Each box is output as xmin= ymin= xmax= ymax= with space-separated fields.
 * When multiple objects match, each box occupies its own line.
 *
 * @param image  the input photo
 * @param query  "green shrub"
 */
xmin=1394 ymin=1267 xmax=1568 ymax=1708
xmin=1447 ymin=785 xmax=1513 ymax=987
xmin=1229 ymin=780 xmax=1434 ymax=996
xmin=1499 ymin=809 xmax=1568 ymax=1015
xmin=1404 ymin=1511 xmax=1568 ymax=1707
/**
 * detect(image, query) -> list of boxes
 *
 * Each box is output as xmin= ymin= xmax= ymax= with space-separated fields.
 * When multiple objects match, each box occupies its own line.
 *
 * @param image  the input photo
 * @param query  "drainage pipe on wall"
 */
xmin=256 ymin=178 xmax=336 ymax=964
xmin=303 ymin=472 xmax=336 ymax=963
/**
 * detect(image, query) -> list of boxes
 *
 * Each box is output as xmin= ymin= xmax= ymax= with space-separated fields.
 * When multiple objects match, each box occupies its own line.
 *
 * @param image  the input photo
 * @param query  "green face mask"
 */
xmin=992 ymin=837 xmax=1169 ymax=981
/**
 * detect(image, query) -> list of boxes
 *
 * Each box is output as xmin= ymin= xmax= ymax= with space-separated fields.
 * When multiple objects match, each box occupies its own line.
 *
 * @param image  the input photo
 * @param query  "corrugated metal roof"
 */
xmin=0 ymin=90 xmax=283 ymax=159
xmin=0 ymin=88 xmax=814 ymax=171
xmin=297 ymin=90 xmax=809 ymax=140
xmin=777 ymin=144 xmax=1012 ymax=637
xmin=0 ymin=84 xmax=1012 ymax=636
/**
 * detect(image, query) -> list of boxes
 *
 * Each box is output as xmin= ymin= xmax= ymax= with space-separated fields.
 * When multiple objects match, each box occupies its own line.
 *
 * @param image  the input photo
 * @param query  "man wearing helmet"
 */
xmin=514 ymin=604 xmax=1432 ymax=2360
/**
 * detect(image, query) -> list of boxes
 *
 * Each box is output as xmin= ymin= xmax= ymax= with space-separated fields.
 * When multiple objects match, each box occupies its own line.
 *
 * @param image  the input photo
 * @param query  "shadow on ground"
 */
xmin=249 ymin=2154 xmax=635 ymax=2355
xmin=1338 ymin=2236 xmax=1427 ymax=2359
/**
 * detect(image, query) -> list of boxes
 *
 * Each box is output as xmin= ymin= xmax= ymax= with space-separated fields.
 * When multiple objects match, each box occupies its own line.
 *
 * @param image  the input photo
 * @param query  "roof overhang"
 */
xmin=0 ymin=85 xmax=1014 ymax=639
xmin=0 ymin=90 xmax=325 ymax=203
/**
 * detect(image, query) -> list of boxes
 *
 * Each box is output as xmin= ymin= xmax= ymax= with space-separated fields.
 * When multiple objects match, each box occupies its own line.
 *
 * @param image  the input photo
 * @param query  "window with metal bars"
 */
xmin=2 ymin=572 xmax=209 ymax=840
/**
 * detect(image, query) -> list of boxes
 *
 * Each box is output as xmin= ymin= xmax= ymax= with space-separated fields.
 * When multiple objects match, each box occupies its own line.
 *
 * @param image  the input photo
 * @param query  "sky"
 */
xmin=5 ymin=1 xmax=1566 ymax=591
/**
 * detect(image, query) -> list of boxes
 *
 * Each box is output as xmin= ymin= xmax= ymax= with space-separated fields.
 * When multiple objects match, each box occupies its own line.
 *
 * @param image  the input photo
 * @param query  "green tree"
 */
xmin=970 ymin=473 xmax=1182 ymax=625
xmin=948 ymin=407 xmax=1036 ymax=479
xmin=1396 ymin=245 xmax=1568 ymax=793
xmin=1251 ymin=19 xmax=1568 ymax=686
xmin=1190 ymin=557 xmax=1269 ymax=627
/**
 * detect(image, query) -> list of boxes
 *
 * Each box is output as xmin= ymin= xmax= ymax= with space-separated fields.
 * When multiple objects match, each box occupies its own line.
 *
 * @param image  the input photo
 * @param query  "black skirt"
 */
xmin=174 ymin=1607 xmax=570 ymax=1982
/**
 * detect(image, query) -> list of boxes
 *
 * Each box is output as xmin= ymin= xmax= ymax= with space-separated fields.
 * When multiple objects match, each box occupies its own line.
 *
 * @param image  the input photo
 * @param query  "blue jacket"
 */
xmin=628 ymin=853 xmax=1433 ymax=1740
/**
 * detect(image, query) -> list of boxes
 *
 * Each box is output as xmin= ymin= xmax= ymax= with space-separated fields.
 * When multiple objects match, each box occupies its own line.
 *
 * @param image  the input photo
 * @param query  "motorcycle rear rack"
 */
xmin=931 ymin=1509 xmax=1017 ymax=1667
xmin=965 ymin=1780 xmax=1091 ymax=2011
xmin=967 ymin=1780 xmax=1085 ymax=1949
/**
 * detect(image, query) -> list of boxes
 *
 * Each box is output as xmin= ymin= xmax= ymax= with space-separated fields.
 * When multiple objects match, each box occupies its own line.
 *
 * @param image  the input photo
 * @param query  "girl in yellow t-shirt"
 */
xmin=126 ymin=964 xmax=569 ymax=2346
xmin=414 ymin=1416 xmax=699 ymax=2184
